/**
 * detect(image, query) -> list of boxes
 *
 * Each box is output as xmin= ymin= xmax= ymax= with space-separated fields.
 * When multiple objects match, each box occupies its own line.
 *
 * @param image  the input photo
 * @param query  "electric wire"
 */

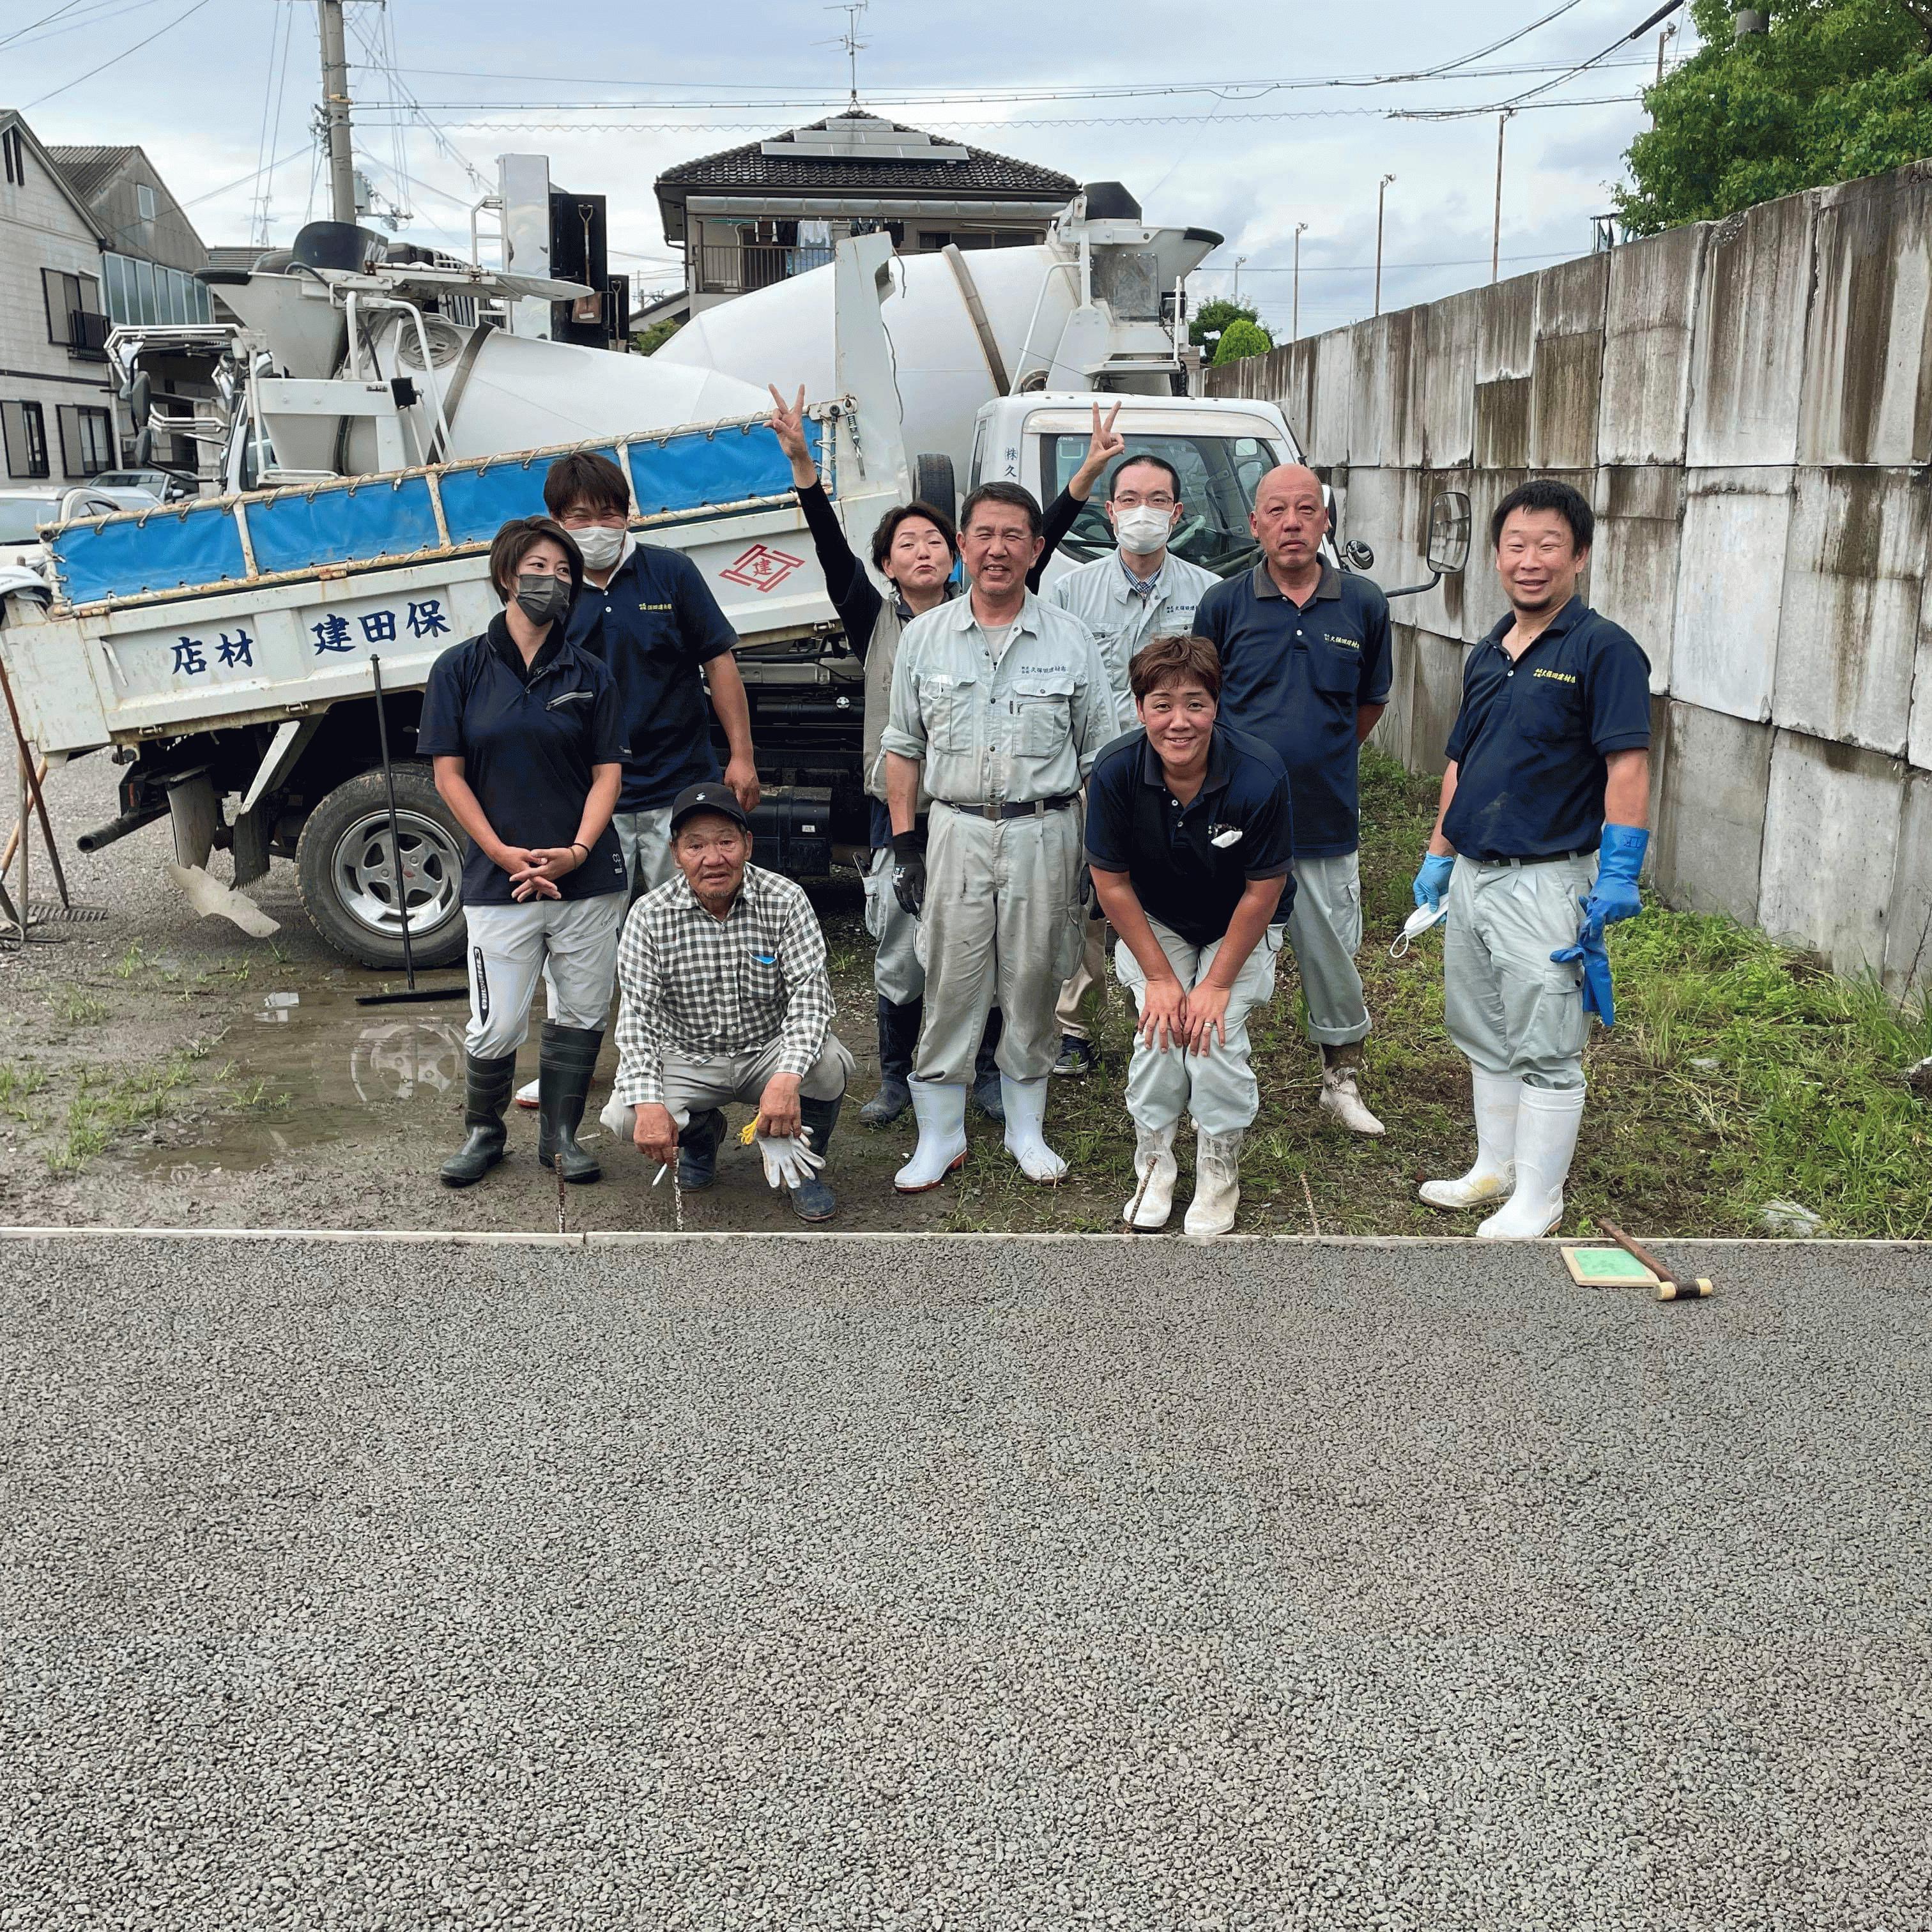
xmin=26 ymin=0 xmax=215 ymax=106
xmin=1399 ymin=0 xmax=1687 ymax=118
xmin=0 ymin=0 xmax=89 ymax=52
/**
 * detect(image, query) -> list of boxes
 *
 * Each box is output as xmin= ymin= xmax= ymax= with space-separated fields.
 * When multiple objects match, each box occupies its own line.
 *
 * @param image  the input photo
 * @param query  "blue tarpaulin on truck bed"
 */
xmin=627 ymin=421 xmax=809 ymax=518
xmin=248 ymin=477 xmax=442 ymax=576
xmin=436 ymin=447 xmax=623 ymax=547
xmin=52 ymin=502 xmax=248 ymax=606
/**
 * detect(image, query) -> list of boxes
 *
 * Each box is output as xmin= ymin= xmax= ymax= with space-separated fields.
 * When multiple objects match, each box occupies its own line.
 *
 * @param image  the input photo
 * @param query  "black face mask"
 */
xmin=514 ymin=572 xmax=571 ymax=627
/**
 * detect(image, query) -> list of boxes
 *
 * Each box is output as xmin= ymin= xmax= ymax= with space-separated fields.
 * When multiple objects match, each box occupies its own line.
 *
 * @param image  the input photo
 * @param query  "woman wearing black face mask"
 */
xmin=417 ymin=516 xmax=629 ymax=1188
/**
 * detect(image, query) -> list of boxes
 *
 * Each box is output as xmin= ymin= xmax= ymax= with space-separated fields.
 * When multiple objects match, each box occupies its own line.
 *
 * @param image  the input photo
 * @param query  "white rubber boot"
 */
xmin=893 ymin=1078 xmax=969 ymax=1193
xmin=515 ymin=1077 xmax=540 ymax=1110
xmin=1477 ymin=1084 xmax=1584 ymax=1239
xmin=1420 ymin=1070 xmax=1524 ymax=1210
xmin=1318 ymin=1046 xmax=1385 ymax=1135
xmin=1121 ymin=1123 xmax=1179 ymax=1230
xmin=1000 ymin=1075 xmax=1068 ymax=1183
xmin=1183 ymin=1128 xmax=1245 ymax=1236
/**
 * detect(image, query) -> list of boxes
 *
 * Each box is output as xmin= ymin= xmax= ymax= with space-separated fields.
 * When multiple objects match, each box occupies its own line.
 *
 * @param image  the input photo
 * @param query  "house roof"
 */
xmin=658 ymin=110 xmax=1077 ymax=200
xmin=46 ymin=142 xmax=139 ymax=203
xmin=0 ymin=110 xmax=107 ymax=242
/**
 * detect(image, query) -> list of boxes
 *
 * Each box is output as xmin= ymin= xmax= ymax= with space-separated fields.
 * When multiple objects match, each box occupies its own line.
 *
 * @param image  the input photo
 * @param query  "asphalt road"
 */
xmin=2 ymin=1232 xmax=1928 ymax=1931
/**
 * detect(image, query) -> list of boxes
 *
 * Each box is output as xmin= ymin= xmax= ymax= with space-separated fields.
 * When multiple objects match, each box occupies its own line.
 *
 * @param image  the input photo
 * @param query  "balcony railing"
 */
xmin=67 ymin=309 xmax=109 ymax=360
xmin=696 ymin=241 xmax=834 ymax=296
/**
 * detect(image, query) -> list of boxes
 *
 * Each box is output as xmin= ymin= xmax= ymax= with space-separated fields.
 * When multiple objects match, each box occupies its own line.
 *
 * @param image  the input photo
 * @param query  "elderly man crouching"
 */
xmin=601 ymin=783 xmax=854 ymax=1222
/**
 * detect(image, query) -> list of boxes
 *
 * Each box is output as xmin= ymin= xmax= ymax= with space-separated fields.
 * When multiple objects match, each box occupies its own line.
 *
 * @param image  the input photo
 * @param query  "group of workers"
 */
xmin=420 ymin=400 xmax=1650 ymax=1238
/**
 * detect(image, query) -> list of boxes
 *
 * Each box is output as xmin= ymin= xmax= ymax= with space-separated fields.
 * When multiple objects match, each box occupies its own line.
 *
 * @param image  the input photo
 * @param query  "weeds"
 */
xmin=56 ymin=987 xmax=109 ymax=1026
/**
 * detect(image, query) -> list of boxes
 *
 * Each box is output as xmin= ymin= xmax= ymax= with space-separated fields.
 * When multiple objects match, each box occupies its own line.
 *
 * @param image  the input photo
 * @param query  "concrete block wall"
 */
xmin=1209 ymin=160 xmax=1932 ymax=997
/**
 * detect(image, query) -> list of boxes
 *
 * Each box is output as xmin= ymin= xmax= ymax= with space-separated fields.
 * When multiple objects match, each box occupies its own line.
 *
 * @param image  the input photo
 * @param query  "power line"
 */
xmin=1205 ymin=247 xmax=1582 ymax=275
xmin=26 ymin=0 xmax=215 ymax=106
xmin=1399 ymin=0 xmax=1687 ymax=119
xmin=3 ymin=0 xmax=167 ymax=54
xmin=0 ymin=0 xmax=89 ymax=51
xmin=1336 ymin=0 xmax=1593 ymax=84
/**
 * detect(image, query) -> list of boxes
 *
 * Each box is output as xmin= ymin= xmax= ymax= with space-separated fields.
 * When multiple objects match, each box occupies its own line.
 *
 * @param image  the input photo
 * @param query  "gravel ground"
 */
xmin=2 ymin=1232 xmax=1928 ymax=1931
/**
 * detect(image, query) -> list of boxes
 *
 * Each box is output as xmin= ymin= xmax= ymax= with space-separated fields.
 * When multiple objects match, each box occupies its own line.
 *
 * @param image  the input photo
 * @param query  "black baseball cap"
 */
xmin=669 ymin=781 xmax=752 ymax=836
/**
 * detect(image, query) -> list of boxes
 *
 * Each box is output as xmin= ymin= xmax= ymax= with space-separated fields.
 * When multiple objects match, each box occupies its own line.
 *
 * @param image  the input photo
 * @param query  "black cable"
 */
xmin=27 ymin=0 xmax=215 ymax=106
xmin=1402 ymin=0 xmax=1687 ymax=119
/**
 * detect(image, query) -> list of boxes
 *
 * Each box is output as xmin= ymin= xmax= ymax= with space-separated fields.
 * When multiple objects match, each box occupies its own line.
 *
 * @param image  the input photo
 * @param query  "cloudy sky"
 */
xmin=8 ymin=0 xmax=1691 ymax=337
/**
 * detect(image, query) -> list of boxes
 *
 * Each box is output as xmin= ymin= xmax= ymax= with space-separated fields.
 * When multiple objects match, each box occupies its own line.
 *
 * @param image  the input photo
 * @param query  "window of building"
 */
xmin=41 ymin=267 xmax=105 ymax=353
xmin=136 ymin=181 xmax=157 ymax=222
xmin=919 ymin=229 xmax=1043 ymax=252
xmin=100 ymin=252 xmax=211 ymax=328
xmin=2 ymin=128 xmax=25 ymax=187
xmin=1 ymin=401 xmax=50 ymax=479
xmin=55 ymin=404 xmax=115 ymax=477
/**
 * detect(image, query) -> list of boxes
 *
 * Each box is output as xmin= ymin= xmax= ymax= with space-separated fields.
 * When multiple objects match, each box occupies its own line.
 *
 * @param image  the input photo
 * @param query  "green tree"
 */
xmin=1618 ymin=0 xmax=1932 ymax=236
xmin=1190 ymin=295 xmax=1262 ymax=351
xmin=633 ymin=314 xmax=686 ymax=356
xmin=1211 ymin=317 xmax=1275 ymax=365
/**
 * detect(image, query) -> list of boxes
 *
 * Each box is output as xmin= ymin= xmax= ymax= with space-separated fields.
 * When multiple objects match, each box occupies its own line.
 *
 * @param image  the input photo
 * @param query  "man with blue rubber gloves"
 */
xmin=1409 ymin=479 xmax=1651 ymax=1241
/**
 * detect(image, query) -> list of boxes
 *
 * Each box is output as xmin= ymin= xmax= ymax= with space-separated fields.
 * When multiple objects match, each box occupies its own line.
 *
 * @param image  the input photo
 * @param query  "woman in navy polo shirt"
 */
xmin=417 ymin=516 xmax=629 ymax=1190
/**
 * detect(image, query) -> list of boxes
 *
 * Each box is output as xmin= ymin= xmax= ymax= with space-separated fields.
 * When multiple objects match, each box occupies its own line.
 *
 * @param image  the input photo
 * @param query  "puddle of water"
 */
xmin=134 ymin=977 xmax=488 ymax=1180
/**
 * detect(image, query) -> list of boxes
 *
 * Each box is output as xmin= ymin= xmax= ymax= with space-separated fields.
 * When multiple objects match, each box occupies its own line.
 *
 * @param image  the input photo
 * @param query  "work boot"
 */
xmin=440 ymin=1051 xmax=518 ymax=1187
xmin=894 ymin=1078 xmax=969 ymax=1193
xmin=1000 ymin=1073 xmax=1067 ymax=1183
xmin=1183 ymin=1127 xmax=1245 ymax=1236
xmin=535 ymin=1022 xmax=603 ymax=1184
xmin=514 ymin=1077 xmax=540 ymax=1110
xmin=1052 ymin=1033 xmax=1100 ymax=1078
xmin=1421 ymin=1069 xmax=1522 ymax=1210
xmin=1122 ymin=1122 xmax=1178 ymax=1230
xmin=860 ymin=996 xmax=919 ymax=1127
xmin=677 ymin=1108 xmax=727 ymax=1190
xmin=1319 ymin=1041 xmax=1385 ymax=1135
xmin=1478 ymin=1084 xmax=1584 ymax=1239
xmin=788 ymin=1094 xmax=842 ymax=1223
xmin=971 ymin=1009 xmax=1005 ymax=1122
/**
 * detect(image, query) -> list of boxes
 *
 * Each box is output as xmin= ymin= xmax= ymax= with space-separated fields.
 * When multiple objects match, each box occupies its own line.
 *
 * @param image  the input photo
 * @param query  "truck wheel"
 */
xmin=913 ymin=453 xmax=956 ymax=525
xmin=295 ymin=766 xmax=466 ymax=970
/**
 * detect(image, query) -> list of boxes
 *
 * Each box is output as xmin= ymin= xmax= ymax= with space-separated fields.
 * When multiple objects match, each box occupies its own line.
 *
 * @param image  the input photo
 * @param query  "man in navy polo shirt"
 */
xmin=1087 ymin=634 xmax=1295 ymax=1237
xmin=1194 ymin=463 xmax=1392 ymax=1138
xmin=1411 ymin=477 xmax=1652 ymax=1241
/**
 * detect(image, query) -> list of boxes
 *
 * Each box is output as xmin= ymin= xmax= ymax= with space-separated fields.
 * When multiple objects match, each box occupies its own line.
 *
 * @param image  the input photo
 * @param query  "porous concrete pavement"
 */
xmin=1 ymin=1234 xmax=1927 ymax=1929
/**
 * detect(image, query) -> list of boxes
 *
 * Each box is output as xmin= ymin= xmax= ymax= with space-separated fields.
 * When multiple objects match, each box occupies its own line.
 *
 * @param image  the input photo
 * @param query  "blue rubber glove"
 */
xmin=1577 ymin=824 xmax=1649 ymax=944
xmin=1413 ymin=852 xmax=1455 ymax=912
xmin=1551 ymin=928 xmax=1616 ymax=1027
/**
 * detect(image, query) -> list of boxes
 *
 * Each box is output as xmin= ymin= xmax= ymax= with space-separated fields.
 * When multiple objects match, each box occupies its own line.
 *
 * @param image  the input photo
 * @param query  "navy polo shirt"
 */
xmin=417 ymin=614 xmax=629 ymax=907
xmin=1085 ymin=723 xmax=1296 ymax=948
xmin=569 ymin=542 xmax=738 ymax=811
xmin=1442 ymin=596 xmax=1652 ymax=862
xmin=1193 ymin=559 xmax=1392 ymax=860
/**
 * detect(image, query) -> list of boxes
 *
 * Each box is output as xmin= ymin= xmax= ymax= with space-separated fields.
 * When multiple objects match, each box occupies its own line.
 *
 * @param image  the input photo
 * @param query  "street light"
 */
xmin=1292 ymin=222 xmax=1308 ymax=342
xmin=1374 ymin=174 xmax=1395 ymax=317
xmin=1232 ymin=254 xmax=1248 ymax=304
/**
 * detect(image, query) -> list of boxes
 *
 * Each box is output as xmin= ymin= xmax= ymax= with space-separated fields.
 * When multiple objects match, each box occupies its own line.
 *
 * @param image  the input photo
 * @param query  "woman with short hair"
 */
xmin=417 ymin=515 xmax=629 ymax=1188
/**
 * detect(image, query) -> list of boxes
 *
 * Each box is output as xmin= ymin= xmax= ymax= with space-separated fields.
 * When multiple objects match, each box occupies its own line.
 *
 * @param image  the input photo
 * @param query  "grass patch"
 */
xmin=47 ymin=1050 xmax=201 ymax=1175
xmin=840 ymin=749 xmax=1931 ymax=1241
xmin=0 ymin=1062 xmax=50 ymax=1125
xmin=56 ymin=987 xmax=109 ymax=1026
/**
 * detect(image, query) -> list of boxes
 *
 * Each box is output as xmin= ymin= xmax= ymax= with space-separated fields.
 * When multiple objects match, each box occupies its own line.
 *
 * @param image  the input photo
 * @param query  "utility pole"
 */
xmin=1373 ymin=175 xmax=1394 ymax=317
xmin=1491 ymin=112 xmax=1512 ymax=284
xmin=1291 ymin=222 xmax=1308 ymax=342
xmin=318 ymin=0 xmax=356 ymax=225
xmin=1232 ymin=254 xmax=1247 ymax=305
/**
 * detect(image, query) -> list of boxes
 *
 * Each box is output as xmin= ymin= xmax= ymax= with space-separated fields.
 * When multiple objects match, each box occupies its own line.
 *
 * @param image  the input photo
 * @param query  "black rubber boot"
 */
xmin=972 ymin=1007 xmax=1005 ymax=1123
xmin=789 ymin=1094 xmax=841 ymax=1223
xmin=860 ymin=996 xmax=920 ymax=1126
xmin=677 ymin=1108 xmax=726 ymax=1190
xmin=440 ymin=1051 xmax=518 ymax=1187
xmin=535 ymin=1023 xmax=603 ymax=1184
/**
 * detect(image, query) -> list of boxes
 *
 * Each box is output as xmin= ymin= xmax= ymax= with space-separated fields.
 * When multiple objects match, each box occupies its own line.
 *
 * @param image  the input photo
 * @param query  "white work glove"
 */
xmin=755 ymin=1126 xmax=824 ymax=1192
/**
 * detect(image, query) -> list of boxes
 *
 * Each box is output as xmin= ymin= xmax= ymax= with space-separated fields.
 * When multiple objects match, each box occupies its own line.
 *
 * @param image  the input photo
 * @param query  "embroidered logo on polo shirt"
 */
xmin=639 ymin=602 xmax=674 ymax=613
xmin=1323 ymin=633 xmax=1360 ymax=650
xmin=1532 ymin=668 xmax=1577 ymax=684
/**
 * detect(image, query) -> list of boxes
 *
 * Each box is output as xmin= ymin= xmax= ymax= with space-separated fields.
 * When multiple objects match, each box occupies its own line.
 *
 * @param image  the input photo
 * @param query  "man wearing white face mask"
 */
xmin=1045 ymin=452 xmax=1218 ymax=1076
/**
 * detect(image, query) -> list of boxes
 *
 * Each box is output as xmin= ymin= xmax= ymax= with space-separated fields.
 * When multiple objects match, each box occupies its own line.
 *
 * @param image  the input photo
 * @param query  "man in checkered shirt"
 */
xmin=602 ymin=782 xmax=854 ymax=1222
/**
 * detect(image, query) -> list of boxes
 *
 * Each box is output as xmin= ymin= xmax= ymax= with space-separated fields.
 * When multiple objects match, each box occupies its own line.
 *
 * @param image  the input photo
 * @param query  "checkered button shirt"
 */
xmin=612 ymin=863 xmax=835 ymax=1109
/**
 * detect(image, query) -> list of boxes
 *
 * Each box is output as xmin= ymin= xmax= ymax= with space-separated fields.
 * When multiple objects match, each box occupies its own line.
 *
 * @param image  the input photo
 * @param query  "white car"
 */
xmin=0 ymin=485 xmax=135 ymax=587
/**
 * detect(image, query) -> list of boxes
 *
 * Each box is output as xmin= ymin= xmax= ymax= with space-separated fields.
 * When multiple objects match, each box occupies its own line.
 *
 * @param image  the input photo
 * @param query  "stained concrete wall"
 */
xmin=1209 ymin=160 xmax=1932 ymax=996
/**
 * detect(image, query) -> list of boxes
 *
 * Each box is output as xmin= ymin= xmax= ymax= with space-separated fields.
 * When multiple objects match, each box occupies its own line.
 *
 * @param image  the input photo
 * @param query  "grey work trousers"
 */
xmin=463 ymin=893 xmax=625 ymax=1059
xmin=914 ymin=802 xmax=1083 ymax=1085
xmin=1054 ymin=913 xmax=1109 ymax=1040
xmin=599 ymin=1032 xmax=855 ymax=1141
xmin=1284 ymin=849 xmax=1370 ymax=1046
xmin=533 ymin=807 xmax=675 ymax=1032
xmin=1443 ymin=853 xmax=1596 ymax=1091
xmin=862 ymin=845 xmax=925 ymax=1008
xmin=1114 ymin=916 xmax=1283 ymax=1135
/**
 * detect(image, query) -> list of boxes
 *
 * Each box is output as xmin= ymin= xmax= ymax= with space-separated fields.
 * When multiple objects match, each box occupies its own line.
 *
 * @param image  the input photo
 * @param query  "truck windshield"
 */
xmin=0 ymin=499 xmax=60 ymax=544
xmin=1041 ymin=432 xmax=1281 ymax=579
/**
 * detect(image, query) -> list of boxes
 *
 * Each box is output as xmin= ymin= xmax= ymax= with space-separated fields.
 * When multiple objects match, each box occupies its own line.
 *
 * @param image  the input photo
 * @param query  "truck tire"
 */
xmin=913 ymin=453 xmax=956 ymax=525
xmin=295 ymin=765 xmax=467 ymax=971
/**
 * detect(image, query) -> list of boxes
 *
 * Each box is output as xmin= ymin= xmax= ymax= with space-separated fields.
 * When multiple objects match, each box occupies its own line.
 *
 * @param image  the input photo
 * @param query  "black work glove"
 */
xmin=1078 ymin=862 xmax=1101 ymax=919
xmin=891 ymin=829 xmax=927 ymax=918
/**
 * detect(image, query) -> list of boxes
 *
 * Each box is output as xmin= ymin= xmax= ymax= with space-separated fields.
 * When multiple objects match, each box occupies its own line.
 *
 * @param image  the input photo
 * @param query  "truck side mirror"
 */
xmin=1427 ymin=489 xmax=1471 ymax=577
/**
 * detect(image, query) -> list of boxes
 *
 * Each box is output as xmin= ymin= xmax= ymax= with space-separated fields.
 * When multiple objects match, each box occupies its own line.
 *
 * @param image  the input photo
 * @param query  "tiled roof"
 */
xmin=46 ymin=142 xmax=137 ymax=203
xmin=658 ymin=111 xmax=1076 ymax=197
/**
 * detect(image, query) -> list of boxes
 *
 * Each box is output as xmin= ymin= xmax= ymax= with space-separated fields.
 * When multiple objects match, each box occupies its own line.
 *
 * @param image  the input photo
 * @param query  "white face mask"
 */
xmin=572 ymin=525 xmax=625 ymax=571
xmin=1112 ymin=505 xmax=1173 ymax=555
